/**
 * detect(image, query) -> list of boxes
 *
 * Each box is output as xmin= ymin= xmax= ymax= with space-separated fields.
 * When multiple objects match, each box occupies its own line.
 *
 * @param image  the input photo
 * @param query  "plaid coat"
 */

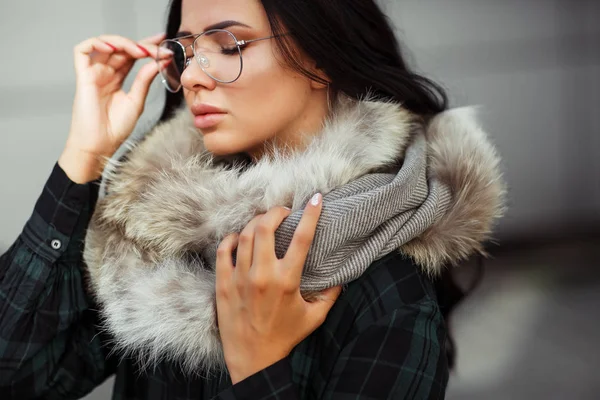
xmin=0 ymin=162 xmax=448 ymax=399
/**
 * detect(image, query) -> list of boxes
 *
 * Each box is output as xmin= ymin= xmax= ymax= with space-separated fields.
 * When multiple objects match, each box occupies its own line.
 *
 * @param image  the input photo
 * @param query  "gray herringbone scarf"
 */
xmin=205 ymin=129 xmax=452 ymax=293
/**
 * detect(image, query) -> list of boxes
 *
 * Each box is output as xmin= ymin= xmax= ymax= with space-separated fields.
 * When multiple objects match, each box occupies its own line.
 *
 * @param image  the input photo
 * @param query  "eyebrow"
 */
xmin=176 ymin=20 xmax=251 ymax=37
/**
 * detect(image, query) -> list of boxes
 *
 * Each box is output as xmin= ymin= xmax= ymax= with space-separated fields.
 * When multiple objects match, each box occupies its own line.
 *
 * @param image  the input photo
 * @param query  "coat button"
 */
xmin=50 ymin=239 xmax=62 ymax=250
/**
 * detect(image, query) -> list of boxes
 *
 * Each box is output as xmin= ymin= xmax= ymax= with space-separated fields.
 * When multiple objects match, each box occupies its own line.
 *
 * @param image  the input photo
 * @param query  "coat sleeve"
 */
xmin=214 ymin=299 xmax=448 ymax=400
xmin=213 ymin=357 xmax=300 ymax=400
xmin=0 ymin=162 xmax=116 ymax=399
xmin=214 ymin=251 xmax=449 ymax=400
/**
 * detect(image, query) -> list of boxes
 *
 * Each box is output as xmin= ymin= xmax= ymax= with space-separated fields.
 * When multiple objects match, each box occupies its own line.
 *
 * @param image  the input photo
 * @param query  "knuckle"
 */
xmin=294 ymin=231 xmax=312 ymax=246
xmin=215 ymin=283 xmax=228 ymax=299
xmin=249 ymin=274 xmax=268 ymax=291
xmin=216 ymin=245 xmax=229 ymax=258
xmin=216 ymin=238 xmax=233 ymax=257
xmin=238 ymin=231 xmax=253 ymax=244
xmin=256 ymin=220 xmax=272 ymax=235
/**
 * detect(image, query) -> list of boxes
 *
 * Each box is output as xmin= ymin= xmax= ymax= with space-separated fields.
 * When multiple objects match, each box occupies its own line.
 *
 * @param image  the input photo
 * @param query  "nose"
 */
xmin=181 ymin=53 xmax=217 ymax=92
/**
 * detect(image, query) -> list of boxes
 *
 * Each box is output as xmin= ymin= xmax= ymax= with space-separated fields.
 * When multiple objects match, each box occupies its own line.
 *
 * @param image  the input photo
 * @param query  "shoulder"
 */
xmin=322 ymin=251 xmax=445 ymax=345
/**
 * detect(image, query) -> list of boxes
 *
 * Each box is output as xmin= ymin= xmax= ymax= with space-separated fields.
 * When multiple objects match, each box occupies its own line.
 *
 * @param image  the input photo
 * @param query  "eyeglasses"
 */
xmin=156 ymin=29 xmax=280 ymax=93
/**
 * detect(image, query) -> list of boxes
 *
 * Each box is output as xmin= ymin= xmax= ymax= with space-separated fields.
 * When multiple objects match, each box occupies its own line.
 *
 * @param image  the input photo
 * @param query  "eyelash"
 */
xmin=181 ymin=44 xmax=247 ymax=69
xmin=221 ymin=47 xmax=239 ymax=56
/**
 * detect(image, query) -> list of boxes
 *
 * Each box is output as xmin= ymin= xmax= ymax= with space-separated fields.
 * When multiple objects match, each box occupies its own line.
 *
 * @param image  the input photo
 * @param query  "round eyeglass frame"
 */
xmin=156 ymin=29 xmax=279 ymax=93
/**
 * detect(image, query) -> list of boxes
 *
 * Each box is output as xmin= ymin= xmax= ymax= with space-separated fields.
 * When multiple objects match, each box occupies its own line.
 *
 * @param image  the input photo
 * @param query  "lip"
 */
xmin=191 ymin=104 xmax=227 ymax=130
xmin=194 ymin=113 xmax=226 ymax=130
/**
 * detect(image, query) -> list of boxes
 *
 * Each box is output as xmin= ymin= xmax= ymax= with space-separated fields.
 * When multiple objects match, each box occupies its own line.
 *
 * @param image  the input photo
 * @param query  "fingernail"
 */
xmin=136 ymin=44 xmax=151 ymax=57
xmin=104 ymin=42 xmax=117 ymax=51
xmin=283 ymin=206 xmax=292 ymax=211
xmin=310 ymin=193 xmax=322 ymax=206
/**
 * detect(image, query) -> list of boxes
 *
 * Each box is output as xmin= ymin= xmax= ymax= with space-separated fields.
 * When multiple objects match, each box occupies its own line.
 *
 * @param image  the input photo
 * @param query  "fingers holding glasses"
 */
xmin=81 ymin=34 xmax=162 ymax=71
xmin=130 ymin=32 xmax=167 ymax=61
xmin=76 ymin=34 xmax=165 ymax=88
xmin=95 ymin=35 xmax=154 ymax=70
xmin=74 ymin=37 xmax=119 ymax=70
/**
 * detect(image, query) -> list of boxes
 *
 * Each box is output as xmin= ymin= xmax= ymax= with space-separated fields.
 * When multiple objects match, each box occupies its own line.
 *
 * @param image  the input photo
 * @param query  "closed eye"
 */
xmin=220 ymin=47 xmax=239 ymax=56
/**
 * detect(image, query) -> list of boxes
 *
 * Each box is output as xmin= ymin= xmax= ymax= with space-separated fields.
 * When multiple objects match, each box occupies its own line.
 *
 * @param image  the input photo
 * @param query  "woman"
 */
xmin=0 ymin=0 xmax=504 ymax=398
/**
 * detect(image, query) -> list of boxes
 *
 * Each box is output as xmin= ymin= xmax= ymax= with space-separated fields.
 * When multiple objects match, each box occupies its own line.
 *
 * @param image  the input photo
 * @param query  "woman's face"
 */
xmin=179 ymin=0 xmax=328 ymax=158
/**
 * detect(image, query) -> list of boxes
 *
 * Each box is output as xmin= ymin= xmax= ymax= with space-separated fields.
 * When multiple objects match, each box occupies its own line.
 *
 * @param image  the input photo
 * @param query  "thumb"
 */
xmin=305 ymin=286 xmax=342 ymax=327
xmin=127 ymin=60 xmax=159 ymax=112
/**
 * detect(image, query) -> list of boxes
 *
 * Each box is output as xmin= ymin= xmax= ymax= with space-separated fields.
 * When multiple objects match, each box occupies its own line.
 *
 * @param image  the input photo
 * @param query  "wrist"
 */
xmin=58 ymin=147 xmax=105 ymax=184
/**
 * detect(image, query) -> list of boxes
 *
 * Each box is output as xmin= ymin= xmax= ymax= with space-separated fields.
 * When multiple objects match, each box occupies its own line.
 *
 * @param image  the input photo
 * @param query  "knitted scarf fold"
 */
xmin=83 ymin=97 xmax=505 ymax=373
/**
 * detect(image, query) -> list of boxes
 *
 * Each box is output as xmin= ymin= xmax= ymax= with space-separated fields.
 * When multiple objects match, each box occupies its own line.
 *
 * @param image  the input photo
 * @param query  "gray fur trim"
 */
xmin=83 ymin=97 xmax=505 ymax=373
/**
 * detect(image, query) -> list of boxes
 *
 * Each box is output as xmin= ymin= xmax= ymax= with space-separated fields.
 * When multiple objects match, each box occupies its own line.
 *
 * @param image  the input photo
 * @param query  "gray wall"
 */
xmin=2 ymin=1 xmax=598 ymax=252
xmin=384 ymin=0 xmax=600 ymax=236
xmin=0 ymin=0 xmax=168 ymax=252
xmin=0 ymin=1 xmax=598 ymax=399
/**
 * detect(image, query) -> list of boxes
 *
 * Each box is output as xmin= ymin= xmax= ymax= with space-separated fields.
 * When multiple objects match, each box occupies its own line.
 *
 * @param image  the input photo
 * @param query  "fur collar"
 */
xmin=84 ymin=97 xmax=505 ymax=372
xmin=97 ymin=97 xmax=504 ymax=272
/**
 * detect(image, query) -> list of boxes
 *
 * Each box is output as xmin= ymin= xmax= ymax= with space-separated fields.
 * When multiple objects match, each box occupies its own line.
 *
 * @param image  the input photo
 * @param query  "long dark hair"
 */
xmin=160 ymin=0 xmax=467 ymax=369
xmin=160 ymin=0 xmax=447 ymax=121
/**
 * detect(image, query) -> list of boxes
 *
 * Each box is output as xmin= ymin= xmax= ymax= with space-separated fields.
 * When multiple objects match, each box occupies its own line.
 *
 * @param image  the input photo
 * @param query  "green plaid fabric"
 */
xmin=0 ymin=163 xmax=448 ymax=399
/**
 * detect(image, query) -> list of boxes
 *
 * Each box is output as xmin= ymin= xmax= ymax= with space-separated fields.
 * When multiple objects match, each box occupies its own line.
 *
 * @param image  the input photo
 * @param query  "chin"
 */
xmin=201 ymin=130 xmax=246 ymax=157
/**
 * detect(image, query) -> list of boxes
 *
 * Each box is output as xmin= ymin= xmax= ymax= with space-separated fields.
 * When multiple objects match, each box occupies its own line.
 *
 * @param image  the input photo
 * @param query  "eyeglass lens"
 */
xmin=157 ymin=29 xmax=243 ymax=92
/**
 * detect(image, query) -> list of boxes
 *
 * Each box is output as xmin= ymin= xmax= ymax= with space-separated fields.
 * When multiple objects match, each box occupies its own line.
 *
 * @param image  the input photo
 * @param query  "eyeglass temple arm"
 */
xmin=237 ymin=33 xmax=288 ymax=47
xmin=170 ymin=32 xmax=287 ymax=47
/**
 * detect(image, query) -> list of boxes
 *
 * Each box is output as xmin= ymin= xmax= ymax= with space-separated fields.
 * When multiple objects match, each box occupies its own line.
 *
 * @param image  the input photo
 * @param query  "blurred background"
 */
xmin=0 ymin=0 xmax=598 ymax=399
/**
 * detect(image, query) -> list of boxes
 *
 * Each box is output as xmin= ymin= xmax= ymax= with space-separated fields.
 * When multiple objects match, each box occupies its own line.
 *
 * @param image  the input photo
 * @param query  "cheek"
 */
xmin=182 ymin=47 xmax=312 ymax=156
xmin=230 ymin=51 xmax=310 ymax=136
